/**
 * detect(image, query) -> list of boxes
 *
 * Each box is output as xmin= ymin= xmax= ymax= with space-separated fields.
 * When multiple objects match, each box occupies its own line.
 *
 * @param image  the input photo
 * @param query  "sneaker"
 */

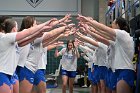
xmin=89 ymin=85 xmax=91 ymax=87
xmin=82 ymin=85 xmax=87 ymax=88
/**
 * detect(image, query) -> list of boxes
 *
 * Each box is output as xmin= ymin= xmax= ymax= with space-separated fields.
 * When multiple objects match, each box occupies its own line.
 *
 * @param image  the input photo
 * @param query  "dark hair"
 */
xmin=0 ymin=16 xmax=12 ymax=32
xmin=66 ymin=40 xmax=76 ymax=56
xmin=19 ymin=16 xmax=35 ymax=31
xmin=3 ymin=19 xmax=16 ymax=33
xmin=115 ymin=17 xmax=130 ymax=33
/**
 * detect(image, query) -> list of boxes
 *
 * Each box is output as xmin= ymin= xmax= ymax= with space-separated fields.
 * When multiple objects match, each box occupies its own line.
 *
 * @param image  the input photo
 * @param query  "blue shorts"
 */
xmin=98 ymin=66 xmax=107 ymax=80
xmin=19 ymin=67 xmax=35 ymax=84
xmin=0 ymin=72 xmax=12 ymax=88
xmin=34 ymin=69 xmax=46 ymax=85
xmin=16 ymin=66 xmax=22 ymax=78
xmin=91 ymin=65 xmax=100 ymax=85
xmin=61 ymin=69 xmax=76 ymax=78
xmin=105 ymin=68 xmax=111 ymax=88
xmin=115 ymin=69 xmax=135 ymax=88
xmin=136 ymin=62 xmax=140 ymax=93
xmin=88 ymin=68 xmax=92 ymax=81
xmin=110 ymin=71 xmax=117 ymax=90
xmin=105 ymin=68 xmax=117 ymax=90
xmin=10 ymin=72 xmax=19 ymax=85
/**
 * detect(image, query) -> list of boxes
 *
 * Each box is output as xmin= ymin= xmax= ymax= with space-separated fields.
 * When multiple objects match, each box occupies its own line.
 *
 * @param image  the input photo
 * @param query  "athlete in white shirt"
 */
xmin=0 ymin=18 xmax=53 ymax=93
xmin=18 ymin=15 xmax=73 ymax=93
xmin=55 ymin=40 xmax=80 ymax=93
xmin=77 ymin=15 xmax=135 ymax=93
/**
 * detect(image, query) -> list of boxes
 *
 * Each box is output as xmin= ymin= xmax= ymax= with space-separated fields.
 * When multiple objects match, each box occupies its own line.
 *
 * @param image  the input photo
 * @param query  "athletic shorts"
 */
xmin=88 ymin=68 xmax=92 ymax=81
xmin=0 ymin=72 xmax=12 ymax=89
xmin=98 ymin=66 xmax=107 ymax=80
xmin=110 ymin=71 xmax=117 ymax=90
xmin=10 ymin=72 xmax=19 ymax=85
xmin=34 ymin=69 xmax=46 ymax=85
xmin=115 ymin=69 xmax=135 ymax=88
xmin=105 ymin=68 xmax=111 ymax=88
xmin=61 ymin=69 xmax=76 ymax=78
xmin=91 ymin=65 xmax=99 ymax=85
xmin=19 ymin=67 xmax=35 ymax=84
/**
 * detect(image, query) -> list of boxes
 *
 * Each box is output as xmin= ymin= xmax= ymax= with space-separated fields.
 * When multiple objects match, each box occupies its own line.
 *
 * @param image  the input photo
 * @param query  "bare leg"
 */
xmin=117 ymin=80 xmax=133 ymax=93
xmin=0 ymin=83 xmax=12 ymax=93
xmin=37 ymin=81 xmax=46 ymax=93
xmin=13 ymin=80 xmax=19 ymax=93
xmin=91 ymin=84 xmax=98 ymax=93
xmin=100 ymin=80 xmax=106 ymax=93
xmin=69 ymin=78 xmax=75 ymax=93
xmin=19 ymin=79 xmax=33 ymax=93
xmin=31 ymin=86 xmax=38 ymax=93
xmin=62 ymin=75 xmax=68 ymax=93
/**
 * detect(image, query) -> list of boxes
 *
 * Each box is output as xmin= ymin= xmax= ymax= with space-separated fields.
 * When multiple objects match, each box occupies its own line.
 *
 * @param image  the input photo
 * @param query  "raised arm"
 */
xmin=16 ymin=20 xmax=52 ymax=42
xmin=75 ymin=31 xmax=99 ymax=47
xmin=80 ymin=25 xmax=110 ymax=46
xmin=77 ymin=15 xmax=116 ymax=37
xmin=47 ymin=41 xmax=64 ymax=51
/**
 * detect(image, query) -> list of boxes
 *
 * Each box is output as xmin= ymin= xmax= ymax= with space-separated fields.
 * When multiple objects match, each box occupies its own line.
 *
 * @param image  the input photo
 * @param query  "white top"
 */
xmin=112 ymin=29 xmax=135 ymax=71
xmin=106 ymin=40 xmax=115 ymax=69
xmin=18 ymin=44 xmax=30 ymax=67
xmin=0 ymin=32 xmax=18 ymax=75
xmin=25 ymin=38 xmax=44 ymax=73
xmin=37 ymin=47 xmax=47 ymax=69
xmin=59 ymin=48 xmax=78 ymax=71
xmin=79 ymin=45 xmax=95 ymax=68
xmin=96 ymin=42 xmax=108 ymax=66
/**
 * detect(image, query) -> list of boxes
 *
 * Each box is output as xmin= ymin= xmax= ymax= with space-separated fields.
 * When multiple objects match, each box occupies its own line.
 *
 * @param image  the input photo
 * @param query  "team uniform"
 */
xmin=0 ymin=32 xmax=18 ymax=89
xmin=79 ymin=45 xmax=95 ymax=81
xmin=14 ymin=44 xmax=30 ymax=83
xmin=34 ymin=47 xmax=47 ymax=86
xmin=112 ymin=29 xmax=135 ymax=88
xmin=20 ymin=38 xmax=44 ymax=84
xmin=96 ymin=42 xmax=108 ymax=82
xmin=83 ymin=43 xmax=98 ymax=85
xmin=59 ymin=48 xmax=78 ymax=78
xmin=106 ymin=40 xmax=116 ymax=90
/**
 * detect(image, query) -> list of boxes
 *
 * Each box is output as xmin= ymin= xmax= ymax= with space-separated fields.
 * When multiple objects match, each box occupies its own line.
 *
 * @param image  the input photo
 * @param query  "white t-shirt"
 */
xmin=96 ymin=42 xmax=108 ymax=66
xmin=25 ymin=38 xmax=44 ymax=73
xmin=79 ymin=45 xmax=95 ymax=68
xmin=18 ymin=44 xmax=30 ymax=67
xmin=112 ymin=29 xmax=135 ymax=71
xmin=0 ymin=32 xmax=18 ymax=75
xmin=106 ymin=40 xmax=115 ymax=69
xmin=59 ymin=48 xmax=78 ymax=71
xmin=37 ymin=47 xmax=47 ymax=69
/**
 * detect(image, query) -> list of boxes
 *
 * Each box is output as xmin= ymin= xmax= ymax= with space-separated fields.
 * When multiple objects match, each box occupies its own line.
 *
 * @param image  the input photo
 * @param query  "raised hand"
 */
xmin=47 ymin=18 xmax=58 ymax=26
xmin=54 ymin=41 xmax=64 ymax=47
xmin=65 ymin=23 xmax=75 ymax=30
xmin=77 ymin=14 xmax=89 ymax=22
xmin=59 ymin=14 xmax=72 ymax=24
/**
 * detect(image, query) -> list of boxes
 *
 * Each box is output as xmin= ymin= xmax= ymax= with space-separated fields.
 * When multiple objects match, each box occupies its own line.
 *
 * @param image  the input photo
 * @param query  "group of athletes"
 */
xmin=0 ymin=14 xmax=135 ymax=93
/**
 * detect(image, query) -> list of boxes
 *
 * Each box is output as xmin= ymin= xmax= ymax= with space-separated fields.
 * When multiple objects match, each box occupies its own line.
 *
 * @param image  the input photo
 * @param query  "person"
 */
xmin=32 ymin=27 xmax=75 ymax=93
xmin=55 ymin=40 xmax=80 ymax=93
xmin=79 ymin=45 xmax=95 ymax=88
xmin=32 ymin=41 xmax=64 ymax=93
xmin=0 ymin=18 xmax=53 ymax=93
xmin=78 ymin=15 xmax=135 ymax=93
xmin=0 ymin=16 xmax=12 ymax=32
xmin=19 ymin=15 xmax=73 ymax=93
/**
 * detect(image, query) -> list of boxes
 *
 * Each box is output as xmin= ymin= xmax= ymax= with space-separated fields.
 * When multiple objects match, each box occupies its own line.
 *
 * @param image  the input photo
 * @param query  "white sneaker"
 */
xmin=82 ymin=85 xmax=87 ymax=88
xmin=89 ymin=85 xmax=91 ymax=87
